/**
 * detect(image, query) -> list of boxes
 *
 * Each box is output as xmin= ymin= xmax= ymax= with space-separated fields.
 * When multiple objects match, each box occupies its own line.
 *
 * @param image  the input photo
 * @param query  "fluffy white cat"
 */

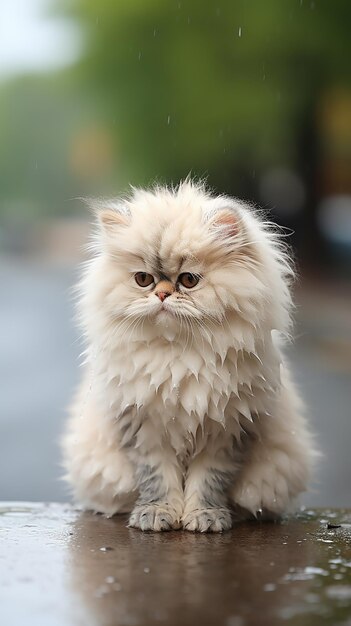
xmin=62 ymin=181 xmax=315 ymax=532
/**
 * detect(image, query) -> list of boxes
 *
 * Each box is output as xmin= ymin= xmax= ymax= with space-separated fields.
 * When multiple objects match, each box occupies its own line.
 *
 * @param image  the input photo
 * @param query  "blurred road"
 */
xmin=0 ymin=257 xmax=80 ymax=502
xmin=1 ymin=256 xmax=350 ymax=506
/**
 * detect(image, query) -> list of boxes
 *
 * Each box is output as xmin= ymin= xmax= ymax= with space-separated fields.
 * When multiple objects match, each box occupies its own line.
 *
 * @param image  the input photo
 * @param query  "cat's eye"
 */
xmin=134 ymin=272 xmax=154 ymax=287
xmin=178 ymin=273 xmax=200 ymax=289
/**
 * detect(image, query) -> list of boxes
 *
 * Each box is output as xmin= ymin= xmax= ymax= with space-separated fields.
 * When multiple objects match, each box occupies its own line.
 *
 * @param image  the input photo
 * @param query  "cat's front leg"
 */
xmin=182 ymin=448 xmax=236 ymax=533
xmin=128 ymin=447 xmax=184 ymax=532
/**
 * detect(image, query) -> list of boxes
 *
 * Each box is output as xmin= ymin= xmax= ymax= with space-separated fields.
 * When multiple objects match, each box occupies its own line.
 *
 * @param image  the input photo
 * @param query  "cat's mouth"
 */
xmin=154 ymin=301 xmax=177 ymax=320
xmin=157 ymin=306 xmax=173 ymax=317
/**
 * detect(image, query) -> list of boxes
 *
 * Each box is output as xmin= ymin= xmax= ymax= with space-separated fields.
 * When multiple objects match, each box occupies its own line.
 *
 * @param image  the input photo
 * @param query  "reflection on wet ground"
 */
xmin=0 ymin=503 xmax=351 ymax=626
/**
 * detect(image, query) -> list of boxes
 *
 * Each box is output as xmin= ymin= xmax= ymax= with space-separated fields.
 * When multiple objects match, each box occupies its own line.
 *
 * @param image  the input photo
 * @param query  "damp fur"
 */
xmin=62 ymin=180 xmax=316 ymax=531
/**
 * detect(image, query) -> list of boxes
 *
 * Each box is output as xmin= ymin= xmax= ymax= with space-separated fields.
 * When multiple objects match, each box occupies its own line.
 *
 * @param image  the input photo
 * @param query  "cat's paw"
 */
xmin=231 ymin=462 xmax=291 ymax=517
xmin=128 ymin=503 xmax=181 ymax=532
xmin=182 ymin=507 xmax=232 ymax=533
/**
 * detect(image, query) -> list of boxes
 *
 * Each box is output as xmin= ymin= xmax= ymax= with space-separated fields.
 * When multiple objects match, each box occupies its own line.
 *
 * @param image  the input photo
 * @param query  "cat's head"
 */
xmin=82 ymin=182 xmax=293 ymax=343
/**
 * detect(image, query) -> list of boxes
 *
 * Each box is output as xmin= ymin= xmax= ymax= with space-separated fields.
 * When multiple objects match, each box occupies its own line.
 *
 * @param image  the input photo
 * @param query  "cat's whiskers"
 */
xmin=183 ymin=315 xmax=194 ymax=355
xmin=203 ymin=308 xmax=232 ymax=341
xmin=108 ymin=312 xmax=144 ymax=346
xmin=169 ymin=297 xmax=217 ymax=355
xmin=173 ymin=308 xmax=185 ymax=351
xmin=184 ymin=314 xmax=206 ymax=356
xmin=120 ymin=316 xmax=144 ymax=344
xmin=123 ymin=314 xmax=147 ymax=343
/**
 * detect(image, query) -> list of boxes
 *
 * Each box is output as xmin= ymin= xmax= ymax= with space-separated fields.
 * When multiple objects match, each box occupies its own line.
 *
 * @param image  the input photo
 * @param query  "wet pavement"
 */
xmin=1 ymin=503 xmax=351 ymax=626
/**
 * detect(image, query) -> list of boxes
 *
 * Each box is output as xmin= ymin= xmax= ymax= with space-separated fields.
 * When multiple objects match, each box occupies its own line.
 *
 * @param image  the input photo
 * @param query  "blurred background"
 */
xmin=1 ymin=0 xmax=350 ymax=507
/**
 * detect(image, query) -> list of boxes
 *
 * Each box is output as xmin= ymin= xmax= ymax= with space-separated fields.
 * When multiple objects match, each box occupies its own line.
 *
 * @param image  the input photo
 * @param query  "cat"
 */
xmin=62 ymin=180 xmax=315 ymax=532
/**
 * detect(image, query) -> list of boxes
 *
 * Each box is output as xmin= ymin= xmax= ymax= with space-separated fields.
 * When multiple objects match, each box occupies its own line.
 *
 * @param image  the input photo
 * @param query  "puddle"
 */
xmin=304 ymin=567 xmax=329 ymax=576
xmin=326 ymin=585 xmax=351 ymax=601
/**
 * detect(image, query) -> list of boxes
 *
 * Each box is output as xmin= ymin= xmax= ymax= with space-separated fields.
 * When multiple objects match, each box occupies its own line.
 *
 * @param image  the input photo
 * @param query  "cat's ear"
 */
xmin=214 ymin=210 xmax=238 ymax=237
xmin=85 ymin=198 xmax=130 ymax=235
xmin=210 ymin=209 xmax=239 ymax=240
xmin=99 ymin=208 xmax=129 ymax=232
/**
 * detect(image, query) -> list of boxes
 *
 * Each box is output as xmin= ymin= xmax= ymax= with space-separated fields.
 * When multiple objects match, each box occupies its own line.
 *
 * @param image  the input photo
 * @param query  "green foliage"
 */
xmin=57 ymin=0 xmax=350 ymax=192
xmin=1 ymin=0 xmax=350 ymax=220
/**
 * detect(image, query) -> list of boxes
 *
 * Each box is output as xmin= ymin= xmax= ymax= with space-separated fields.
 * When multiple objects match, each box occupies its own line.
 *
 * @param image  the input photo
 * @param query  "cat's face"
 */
xmin=89 ymin=184 xmax=280 ymax=341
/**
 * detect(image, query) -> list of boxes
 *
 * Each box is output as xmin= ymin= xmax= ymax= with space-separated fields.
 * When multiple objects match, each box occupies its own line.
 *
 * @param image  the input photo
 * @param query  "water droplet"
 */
xmin=105 ymin=576 xmax=116 ymax=583
xmin=264 ymin=583 xmax=276 ymax=591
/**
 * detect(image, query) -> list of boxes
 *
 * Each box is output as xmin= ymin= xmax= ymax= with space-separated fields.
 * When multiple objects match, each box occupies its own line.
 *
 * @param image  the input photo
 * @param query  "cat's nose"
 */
xmin=156 ymin=291 xmax=171 ymax=302
xmin=154 ymin=280 xmax=174 ymax=302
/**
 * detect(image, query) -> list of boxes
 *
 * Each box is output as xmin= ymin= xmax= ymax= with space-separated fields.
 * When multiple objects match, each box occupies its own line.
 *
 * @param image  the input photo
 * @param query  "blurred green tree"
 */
xmin=56 ymin=0 xmax=351 ymax=194
xmin=1 ymin=0 xmax=350 ymax=223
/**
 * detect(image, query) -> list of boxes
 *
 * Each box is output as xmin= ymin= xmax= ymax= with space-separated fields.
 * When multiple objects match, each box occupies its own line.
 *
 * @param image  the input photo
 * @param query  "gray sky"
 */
xmin=0 ymin=0 xmax=81 ymax=79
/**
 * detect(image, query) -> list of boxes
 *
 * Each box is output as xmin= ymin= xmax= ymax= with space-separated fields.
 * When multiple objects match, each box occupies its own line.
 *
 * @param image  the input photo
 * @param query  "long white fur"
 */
xmin=62 ymin=181 xmax=315 ymax=529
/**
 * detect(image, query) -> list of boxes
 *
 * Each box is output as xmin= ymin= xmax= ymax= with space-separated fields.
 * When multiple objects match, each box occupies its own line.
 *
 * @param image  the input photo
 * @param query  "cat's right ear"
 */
xmin=98 ymin=209 xmax=129 ymax=234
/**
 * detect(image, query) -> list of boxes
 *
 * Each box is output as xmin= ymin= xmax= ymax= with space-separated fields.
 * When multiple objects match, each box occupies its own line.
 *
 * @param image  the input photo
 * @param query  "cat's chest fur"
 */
xmin=94 ymin=331 xmax=280 ymax=456
xmin=101 ymin=337 xmax=227 ymax=422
